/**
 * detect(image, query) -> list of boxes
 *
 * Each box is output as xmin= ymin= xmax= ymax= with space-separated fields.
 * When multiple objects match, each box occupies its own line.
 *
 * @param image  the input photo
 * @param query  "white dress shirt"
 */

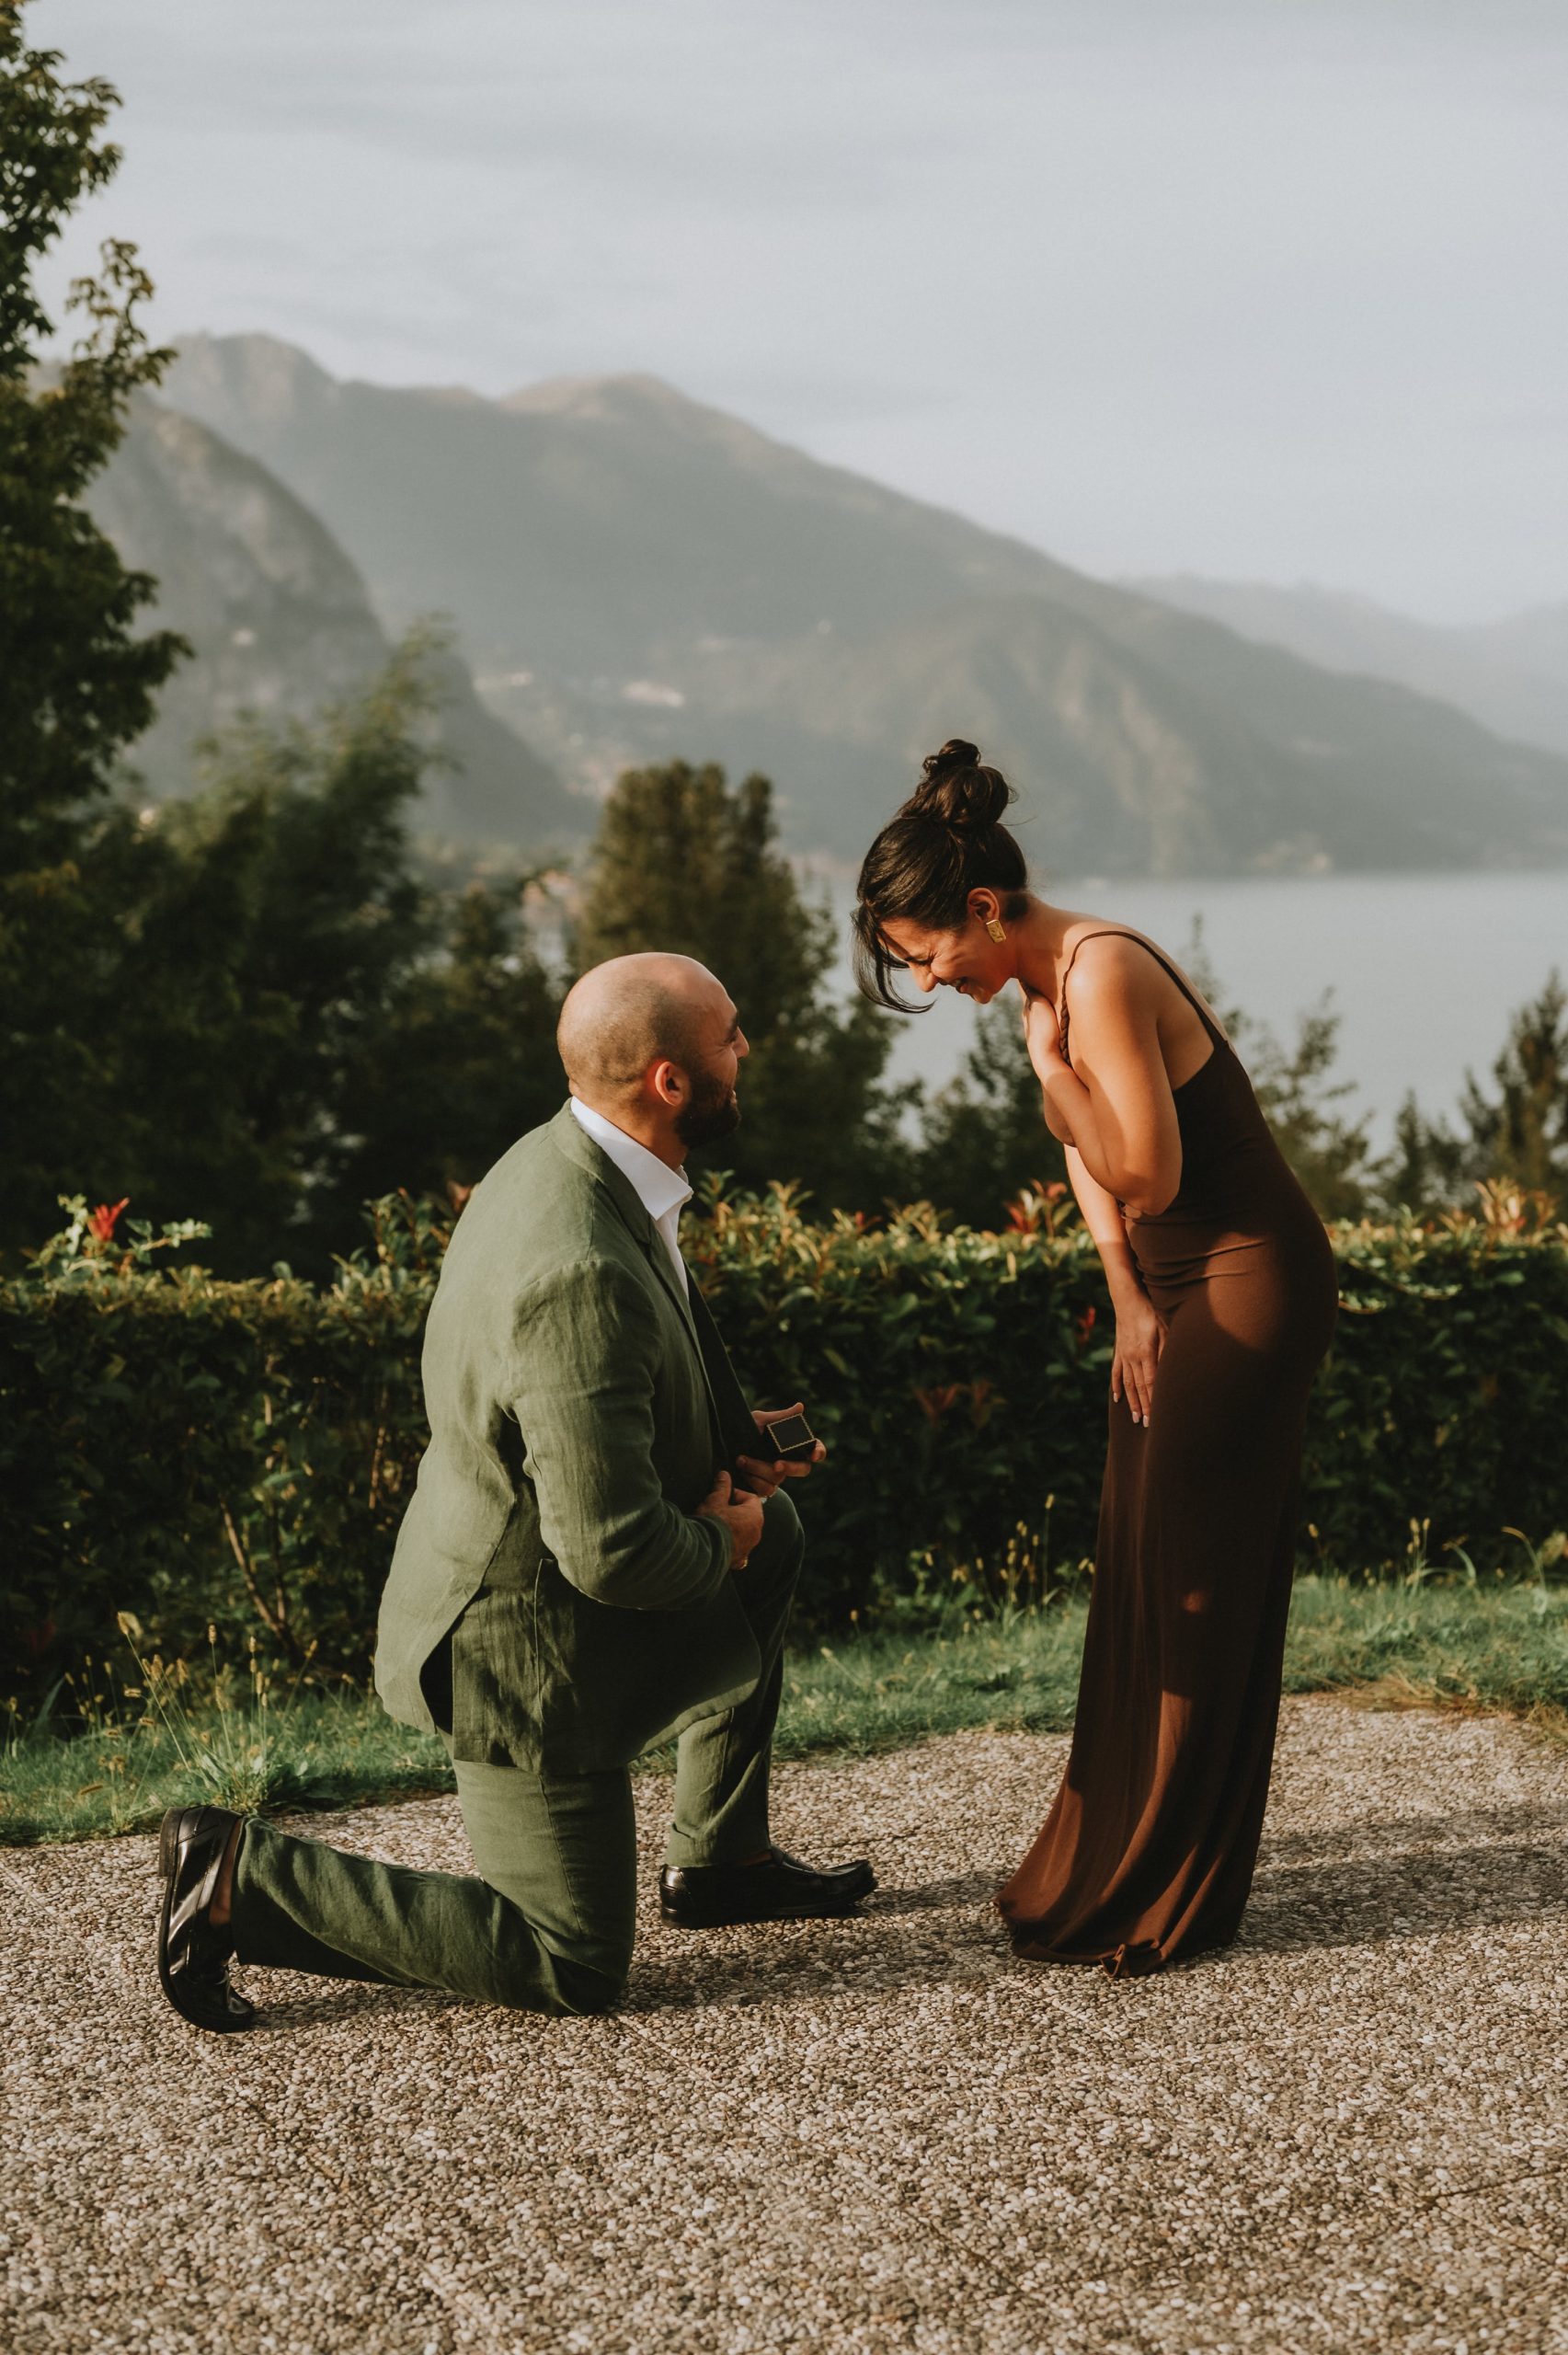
xmin=568 ymin=1097 xmax=692 ymax=1293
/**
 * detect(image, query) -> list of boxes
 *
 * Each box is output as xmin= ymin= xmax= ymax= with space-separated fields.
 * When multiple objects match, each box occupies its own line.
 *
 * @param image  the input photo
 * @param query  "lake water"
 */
xmin=821 ymin=871 xmax=1567 ymax=1146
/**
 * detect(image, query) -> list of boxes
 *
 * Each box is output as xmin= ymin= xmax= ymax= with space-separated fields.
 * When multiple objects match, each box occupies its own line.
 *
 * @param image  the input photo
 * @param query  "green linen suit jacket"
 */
xmin=373 ymin=1101 xmax=766 ymax=1771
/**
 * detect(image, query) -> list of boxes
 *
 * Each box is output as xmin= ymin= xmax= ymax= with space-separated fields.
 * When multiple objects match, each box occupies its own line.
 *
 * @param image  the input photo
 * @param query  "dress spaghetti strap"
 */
xmin=1057 ymin=928 xmax=1228 ymax=1063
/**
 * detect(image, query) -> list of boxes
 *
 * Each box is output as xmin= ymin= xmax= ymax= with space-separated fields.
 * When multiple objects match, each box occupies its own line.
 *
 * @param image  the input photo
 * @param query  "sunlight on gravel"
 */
xmin=4 ymin=1695 xmax=1566 ymax=2353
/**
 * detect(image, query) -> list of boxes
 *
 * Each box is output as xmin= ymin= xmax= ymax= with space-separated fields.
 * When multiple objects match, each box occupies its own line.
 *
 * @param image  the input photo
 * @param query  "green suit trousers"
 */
xmin=231 ymin=1493 xmax=803 ymax=2016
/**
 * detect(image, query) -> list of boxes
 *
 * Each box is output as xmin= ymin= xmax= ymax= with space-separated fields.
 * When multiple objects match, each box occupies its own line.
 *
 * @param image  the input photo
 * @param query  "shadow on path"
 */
xmin=1241 ymin=1837 xmax=1568 ymax=1954
xmin=1258 ymin=1797 xmax=1568 ymax=1866
xmin=232 ymin=1830 xmax=1568 ymax=2030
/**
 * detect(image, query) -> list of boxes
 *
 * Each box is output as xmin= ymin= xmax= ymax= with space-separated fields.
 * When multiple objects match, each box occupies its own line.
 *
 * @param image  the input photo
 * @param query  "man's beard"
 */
xmin=675 ymin=1069 xmax=741 ymax=1149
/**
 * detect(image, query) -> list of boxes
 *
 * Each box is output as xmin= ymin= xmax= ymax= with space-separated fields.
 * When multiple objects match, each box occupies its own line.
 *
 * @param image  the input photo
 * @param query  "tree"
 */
xmin=570 ymin=759 xmax=914 ymax=1207
xmin=0 ymin=17 xmax=567 ymax=1272
xmin=913 ymin=1002 xmax=1067 ymax=1228
xmin=86 ymin=648 xmax=567 ymax=1273
xmin=1382 ymin=974 xmax=1568 ymax=1219
xmin=1242 ymin=1002 xmax=1378 ymax=1220
xmin=0 ymin=9 xmax=189 ymax=1253
xmin=1181 ymin=924 xmax=1376 ymax=1219
xmin=335 ymin=861 xmax=566 ymax=1238
xmin=1456 ymin=972 xmax=1568 ymax=1211
xmin=1379 ymin=1094 xmax=1471 ymax=1221
xmin=0 ymin=11 xmax=185 ymax=858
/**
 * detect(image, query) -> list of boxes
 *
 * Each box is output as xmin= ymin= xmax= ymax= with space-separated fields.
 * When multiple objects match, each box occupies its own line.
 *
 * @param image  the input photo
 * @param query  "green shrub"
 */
xmin=1 ymin=1196 xmax=436 ymax=1699
xmin=4 ymin=1188 xmax=1566 ymax=1708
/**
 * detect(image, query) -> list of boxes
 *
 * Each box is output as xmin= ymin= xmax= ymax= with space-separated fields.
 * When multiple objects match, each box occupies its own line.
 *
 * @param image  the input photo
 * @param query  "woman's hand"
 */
xmin=1020 ymin=986 xmax=1081 ymax=1143
xmin=1112 ymin=1292 xmax=1168 ymax=1427
xmin=1019 ymin=983 xmax=1070 ymax=1088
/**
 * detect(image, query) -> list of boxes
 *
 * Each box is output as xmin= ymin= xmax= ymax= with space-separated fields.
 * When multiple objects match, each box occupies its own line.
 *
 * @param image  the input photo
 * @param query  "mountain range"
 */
xmin=1128 ymin=576 xmax=1568 ymax=762
xmin=90 ymin=396 xmax=581 ymax=845
xmin=97 ymin=330 xmax=1568 ymax=876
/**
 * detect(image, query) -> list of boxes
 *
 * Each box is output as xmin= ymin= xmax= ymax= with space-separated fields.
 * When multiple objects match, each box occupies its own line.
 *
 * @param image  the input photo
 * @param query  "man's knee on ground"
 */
xmin=544 ymin=1948 xmax=627 ymax=2017
xmin=481 ymin=1877 xmax=634 ymax=2017
xmin=485 ymin=1925 xmax=628 ymax=2017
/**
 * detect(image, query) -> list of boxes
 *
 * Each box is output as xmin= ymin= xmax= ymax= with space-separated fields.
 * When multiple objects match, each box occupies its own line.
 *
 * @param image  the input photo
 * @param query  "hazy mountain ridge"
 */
xmin=153 ymin=332 xmax=1568 ymax=873
xmin=1129 ymin=575 xmax=1568 ymax=762
xmin=655 ymin=595 xmax=1307 ymax=879
xmin=90 ymin=395 xmax=582 ymax=845
xmin=161 ymin=337 xmax=1088 ymax=674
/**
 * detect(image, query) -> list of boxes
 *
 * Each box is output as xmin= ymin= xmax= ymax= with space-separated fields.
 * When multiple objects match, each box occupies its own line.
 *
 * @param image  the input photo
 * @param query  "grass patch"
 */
xmin=1282 ymin=1575 xmax=1568 ymax=1729
xmin=0 ymin=1683 xmax=452 ymax=1849
xmin=6 ymin=1576 xmax=1567 ymax=1847
xmin=771 ymin=1610 xmax=1088 ymax=1757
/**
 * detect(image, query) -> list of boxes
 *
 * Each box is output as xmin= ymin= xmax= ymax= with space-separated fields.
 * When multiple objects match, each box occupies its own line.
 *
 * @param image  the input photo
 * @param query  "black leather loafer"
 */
xmin=659 ymin=1846 xmax=876 ymax=1928
xmin=156 ymin=1804 xmax=256 ymax=2033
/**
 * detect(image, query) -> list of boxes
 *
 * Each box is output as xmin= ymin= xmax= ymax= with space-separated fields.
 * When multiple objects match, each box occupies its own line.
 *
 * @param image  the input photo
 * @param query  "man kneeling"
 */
xmin=156 ymin=953 xmax=874 ymax=2030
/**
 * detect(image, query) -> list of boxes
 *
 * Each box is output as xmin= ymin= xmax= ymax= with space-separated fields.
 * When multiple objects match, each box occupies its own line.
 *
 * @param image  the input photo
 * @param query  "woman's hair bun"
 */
xmin=913 ymin=740 xmax=1013 ymax=833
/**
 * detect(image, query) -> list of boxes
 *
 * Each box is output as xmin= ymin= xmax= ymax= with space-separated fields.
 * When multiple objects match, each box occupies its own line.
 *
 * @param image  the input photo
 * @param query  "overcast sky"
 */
xmin=34 ymin=0 xmax=1568 ymax=624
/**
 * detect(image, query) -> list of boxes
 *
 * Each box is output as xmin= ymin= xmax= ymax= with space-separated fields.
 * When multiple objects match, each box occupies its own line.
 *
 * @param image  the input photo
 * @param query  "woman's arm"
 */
xmin=1062 ymin=1143 xmax=1168 ymax=1426
xmin=1021 ymin=951 xmax=1183 ymax=1217
xmin=1061 ymin=1143 xmax=1141 ymax=1312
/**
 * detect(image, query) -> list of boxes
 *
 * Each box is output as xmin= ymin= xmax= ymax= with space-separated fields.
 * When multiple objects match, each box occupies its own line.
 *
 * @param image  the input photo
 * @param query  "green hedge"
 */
xmin=4 ymin=1190 xmax=1566 ymax=1706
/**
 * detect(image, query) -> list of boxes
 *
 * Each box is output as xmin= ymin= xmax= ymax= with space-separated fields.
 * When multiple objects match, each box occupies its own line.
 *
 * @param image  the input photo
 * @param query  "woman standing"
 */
xmin=854 ymin=741 xmax=1338 ymax=1975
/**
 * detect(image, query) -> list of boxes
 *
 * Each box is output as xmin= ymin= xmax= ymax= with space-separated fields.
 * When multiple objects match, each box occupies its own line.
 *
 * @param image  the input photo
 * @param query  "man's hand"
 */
xmin=736 ymin=1402 xmax=828 ymax=1498
xmin=698 ymin=1469 xmax=766 ymax=1568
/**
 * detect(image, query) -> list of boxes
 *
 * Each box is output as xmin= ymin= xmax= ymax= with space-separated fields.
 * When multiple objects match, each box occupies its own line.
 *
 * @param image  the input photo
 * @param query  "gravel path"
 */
xmin=4 ymin=1695 xmax=1567 ymax=2354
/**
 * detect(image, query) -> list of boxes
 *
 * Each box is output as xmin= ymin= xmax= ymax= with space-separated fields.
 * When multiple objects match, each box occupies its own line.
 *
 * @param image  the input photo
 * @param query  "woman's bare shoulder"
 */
xmin=1062 ymin=925 xmax=1229 ymax=1040
xmin=1060 ymin=925 xmax=1162 ymax=1004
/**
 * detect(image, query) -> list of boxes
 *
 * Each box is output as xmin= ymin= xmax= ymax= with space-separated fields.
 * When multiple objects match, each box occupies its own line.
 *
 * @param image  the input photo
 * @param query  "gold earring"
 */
xmin=986 ymin=917 xmax=1007 ymax=944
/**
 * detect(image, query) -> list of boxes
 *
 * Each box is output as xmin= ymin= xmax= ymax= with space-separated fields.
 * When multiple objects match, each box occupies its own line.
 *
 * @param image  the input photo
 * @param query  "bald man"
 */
xmin=155 ymin=953 xmax=874 ymax=2032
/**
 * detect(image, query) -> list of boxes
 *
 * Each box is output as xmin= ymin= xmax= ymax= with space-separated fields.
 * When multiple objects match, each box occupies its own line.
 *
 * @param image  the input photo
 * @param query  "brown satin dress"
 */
xmin=998 ymin=932 xmax=1339 ymax=1976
